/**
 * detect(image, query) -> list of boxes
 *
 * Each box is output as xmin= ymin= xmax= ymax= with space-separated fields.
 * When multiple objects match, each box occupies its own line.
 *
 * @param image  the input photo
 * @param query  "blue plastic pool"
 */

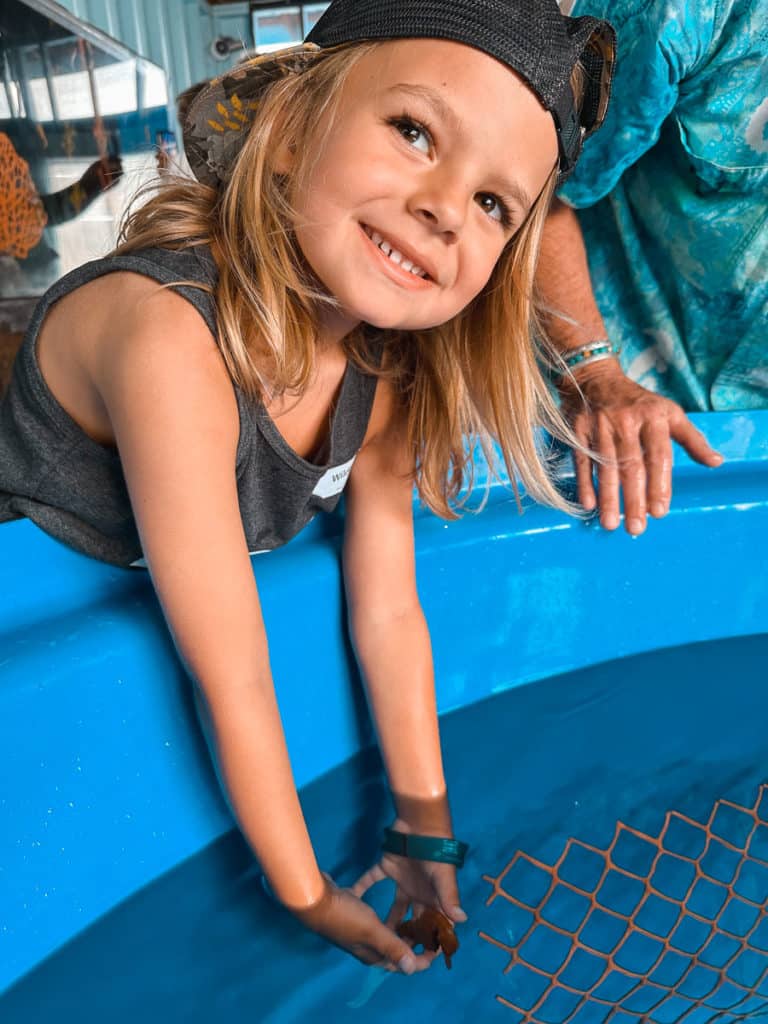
xmin=2 ymin=410 xmax=767 ymax=1023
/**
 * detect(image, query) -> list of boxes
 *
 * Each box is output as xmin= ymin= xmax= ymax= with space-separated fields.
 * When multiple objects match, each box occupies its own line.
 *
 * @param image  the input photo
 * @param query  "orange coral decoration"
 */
xmin=0 ymin=132 xmax=48 ymax=259
xmin=397 ymin=909 xmax=460 ymax=969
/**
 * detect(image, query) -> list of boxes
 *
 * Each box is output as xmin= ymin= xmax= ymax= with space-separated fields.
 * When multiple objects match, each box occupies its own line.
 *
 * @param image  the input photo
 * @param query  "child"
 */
xmin=0 ymin=0 xmax=614 ymax=975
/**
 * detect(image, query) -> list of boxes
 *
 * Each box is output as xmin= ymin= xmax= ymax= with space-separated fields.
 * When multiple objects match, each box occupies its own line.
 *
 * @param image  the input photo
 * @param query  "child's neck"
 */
xmin=314 ymin=305 xmax=362 ymax=351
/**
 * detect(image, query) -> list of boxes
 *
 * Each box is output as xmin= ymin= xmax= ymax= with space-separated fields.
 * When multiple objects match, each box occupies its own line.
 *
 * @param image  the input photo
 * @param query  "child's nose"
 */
xmin=407 ymin=171 xmax=469 ymax=241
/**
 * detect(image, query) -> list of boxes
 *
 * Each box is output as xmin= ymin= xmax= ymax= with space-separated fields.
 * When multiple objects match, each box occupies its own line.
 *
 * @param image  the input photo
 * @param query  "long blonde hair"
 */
xmin=116 ymin=42 xmax=580 ymax=518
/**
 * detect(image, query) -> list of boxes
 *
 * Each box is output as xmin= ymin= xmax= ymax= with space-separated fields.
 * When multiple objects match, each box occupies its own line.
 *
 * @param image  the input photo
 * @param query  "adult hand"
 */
xmin=292 ymin=874 xmax=433 ymax=974
xmin=559 ymin=360 xmax=724 ymax=535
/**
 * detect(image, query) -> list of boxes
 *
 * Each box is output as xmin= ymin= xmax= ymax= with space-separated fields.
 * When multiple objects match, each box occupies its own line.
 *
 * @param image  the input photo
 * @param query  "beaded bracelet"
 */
xmin=563 ymin=339 xmax=622 ymax=373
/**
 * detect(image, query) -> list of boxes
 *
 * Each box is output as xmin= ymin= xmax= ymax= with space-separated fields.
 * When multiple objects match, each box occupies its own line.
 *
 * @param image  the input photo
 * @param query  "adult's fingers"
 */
xmin=572 ymin=418 xmax=597 ymax=512
xmin=615 ymin=426 xmax=647 ymax=535
xmin=641 ymin=420 xmax=673 ymax=518
xmin=595 ymin=420 xmax=621 ymax=530
xmin=670 ymin=413 xmax=724 ymax=467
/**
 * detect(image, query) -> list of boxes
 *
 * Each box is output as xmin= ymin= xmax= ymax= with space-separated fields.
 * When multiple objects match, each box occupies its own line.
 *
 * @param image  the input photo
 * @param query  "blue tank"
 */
xmin=1 ymin=410 xmax=767 ymax=1022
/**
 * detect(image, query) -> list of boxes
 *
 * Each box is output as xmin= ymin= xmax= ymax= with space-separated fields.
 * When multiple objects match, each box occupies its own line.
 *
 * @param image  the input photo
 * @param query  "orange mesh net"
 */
xmin=0 ymin=132 xmax=48 ymax=259
xmin=480 ymin=784 xmax=768 ymax=1023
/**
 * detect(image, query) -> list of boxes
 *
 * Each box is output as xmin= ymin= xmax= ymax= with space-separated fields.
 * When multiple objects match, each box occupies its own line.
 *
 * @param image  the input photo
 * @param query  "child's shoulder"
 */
xmin=43 ymin=263 xmax=218 ymax=371
xmin=86 ymin=269 xmax=226 ymax=404
xmin=36 ymin=254 xmax=227 ymax=449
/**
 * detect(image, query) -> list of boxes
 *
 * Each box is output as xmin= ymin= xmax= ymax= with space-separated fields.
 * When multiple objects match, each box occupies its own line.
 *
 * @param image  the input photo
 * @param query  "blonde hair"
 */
xmin=116 ymin=42 xmax=581 ymax=518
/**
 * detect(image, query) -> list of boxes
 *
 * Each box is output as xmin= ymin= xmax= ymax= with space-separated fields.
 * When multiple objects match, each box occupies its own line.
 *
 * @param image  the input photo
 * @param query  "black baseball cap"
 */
xmin=182 ymin=0 xmax=615 ymax=188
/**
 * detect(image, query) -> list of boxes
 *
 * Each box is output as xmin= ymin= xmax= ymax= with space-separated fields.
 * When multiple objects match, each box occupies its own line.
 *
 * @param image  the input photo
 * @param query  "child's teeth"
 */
xmin=367 ymin=227 xmax=428 ymax=278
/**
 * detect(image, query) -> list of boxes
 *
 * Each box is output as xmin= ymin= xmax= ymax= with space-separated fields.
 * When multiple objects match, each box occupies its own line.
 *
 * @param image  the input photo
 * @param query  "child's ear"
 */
xmin=272 ymin=137 xmax=296 ymax=175
xmin=270 ymin=114 xmax=297 ymax=175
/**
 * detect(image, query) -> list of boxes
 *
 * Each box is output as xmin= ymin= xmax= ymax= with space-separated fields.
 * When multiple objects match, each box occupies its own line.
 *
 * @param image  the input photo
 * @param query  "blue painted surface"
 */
xmin=1 ymin=410 xmax=767 ymax=1007
xmin=3 ymin=638 xmax=768 ymax=1021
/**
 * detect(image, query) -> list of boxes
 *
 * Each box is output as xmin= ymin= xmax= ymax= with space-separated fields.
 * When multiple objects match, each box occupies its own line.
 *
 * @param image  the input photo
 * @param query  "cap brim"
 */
xmin=182 ymin=43 xmax=322 ymax=188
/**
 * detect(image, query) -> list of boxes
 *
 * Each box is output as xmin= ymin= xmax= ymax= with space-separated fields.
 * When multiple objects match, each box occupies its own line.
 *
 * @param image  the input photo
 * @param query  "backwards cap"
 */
xmin=183 ymin=0 xmax=615 ymax=189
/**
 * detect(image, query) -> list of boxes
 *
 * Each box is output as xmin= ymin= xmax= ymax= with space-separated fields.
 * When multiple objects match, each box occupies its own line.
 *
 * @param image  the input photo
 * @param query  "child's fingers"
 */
xmin=375 ymin=930 xmax=431 ymax=975
xmin=434 ymin=869 xmax=467 ymax=923
xmin=350 ymin=863 xmax=387 ymax=898
xmin=385 ymin=890 xmax=411 ymax=929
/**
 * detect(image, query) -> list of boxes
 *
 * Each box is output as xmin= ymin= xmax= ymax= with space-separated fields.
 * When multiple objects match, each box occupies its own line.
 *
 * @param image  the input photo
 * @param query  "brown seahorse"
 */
xmin=396 ymin=909 xmax=459 ymax=969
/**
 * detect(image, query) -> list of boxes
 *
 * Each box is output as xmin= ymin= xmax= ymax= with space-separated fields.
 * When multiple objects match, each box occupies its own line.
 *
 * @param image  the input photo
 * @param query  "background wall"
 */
xmin=55 ymin=0 xmax=252 ymax=105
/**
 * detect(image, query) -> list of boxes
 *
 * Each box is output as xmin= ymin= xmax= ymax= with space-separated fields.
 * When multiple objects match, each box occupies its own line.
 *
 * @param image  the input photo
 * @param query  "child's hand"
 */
xmin=350 ymin=810 xmax=467 ymax=964
xmin=352 ymin=839 xmax=466 ymax=936
xmin=396 ymin=908 xmax=460 ymax=969
xmin=292 ymin=874 xmax=434 ymax=975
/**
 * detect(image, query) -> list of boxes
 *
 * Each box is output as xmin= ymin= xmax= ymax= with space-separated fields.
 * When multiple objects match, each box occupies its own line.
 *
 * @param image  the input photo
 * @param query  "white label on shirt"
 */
xmin=131 ymin=547 xmax=273 ymax=569
xmin=312 ymin=454 xmax=356 ymax=500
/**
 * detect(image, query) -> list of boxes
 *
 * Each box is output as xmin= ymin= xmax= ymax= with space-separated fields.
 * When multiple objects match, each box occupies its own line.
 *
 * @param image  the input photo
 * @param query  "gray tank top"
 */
xmin=0 ymin=246 xmax=381 ymax=567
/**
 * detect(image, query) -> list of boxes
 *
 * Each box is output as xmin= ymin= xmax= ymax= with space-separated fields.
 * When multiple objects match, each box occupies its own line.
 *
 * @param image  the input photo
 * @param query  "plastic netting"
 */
xmin=480 ymin=785 xmax=768 ymax=1023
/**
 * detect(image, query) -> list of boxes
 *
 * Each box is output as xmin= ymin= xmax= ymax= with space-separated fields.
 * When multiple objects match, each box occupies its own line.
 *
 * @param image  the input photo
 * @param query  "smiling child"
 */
xmin=0 ymin=0 xmax=615 ymax=975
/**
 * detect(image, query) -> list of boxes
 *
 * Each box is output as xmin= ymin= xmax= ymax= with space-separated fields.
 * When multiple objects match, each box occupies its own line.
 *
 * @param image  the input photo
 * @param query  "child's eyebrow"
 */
xmin=386 ymin=83 xmax=458 ymax=128
xmin=385 ymin=82 xmax=533 ymax=215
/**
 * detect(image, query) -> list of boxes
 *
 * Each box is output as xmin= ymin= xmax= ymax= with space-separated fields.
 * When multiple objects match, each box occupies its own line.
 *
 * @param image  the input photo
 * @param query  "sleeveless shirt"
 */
xmin=0 ymin=247 xmax=380 ymax=567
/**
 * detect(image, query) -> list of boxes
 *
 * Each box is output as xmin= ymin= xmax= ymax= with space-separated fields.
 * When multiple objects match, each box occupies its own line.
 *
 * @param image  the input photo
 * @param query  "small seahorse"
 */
xmin=396 ymin=909 xmax=459 ymax=969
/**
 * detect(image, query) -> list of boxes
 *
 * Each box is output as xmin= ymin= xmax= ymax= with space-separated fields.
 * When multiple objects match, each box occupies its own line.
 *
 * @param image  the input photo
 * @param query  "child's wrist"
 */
xmin=271 ymin=867 xmax=328 ymax=913
xmin=288 ymin=874 xmax=344 ymax=933
xmin=383 ymin=826 xmax=469 ymax=868
xmin=390 ymin=815 xmax=454 ymax=839
xmin=391 ymin=788 xmax=454 ymax=837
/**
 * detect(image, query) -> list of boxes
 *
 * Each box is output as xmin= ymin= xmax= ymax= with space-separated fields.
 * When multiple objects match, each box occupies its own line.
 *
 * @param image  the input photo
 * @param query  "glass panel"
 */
xmin=302 ymin=3 xmax=329 ymax=35
xmin=251 ymin=6 xmax=303 ymax=53
xmin=50 ymin=69 xmax=94 ymax=120
xmin=27 ymin=76 xmax=53 ymax=121
xmin=141 ymin=63 xmax=169 ymax=110
xmin=93 ymin=60 xmax=138 ymax=116
xmin=17 ymin=45 xmax=53 ymax=121
xmin=0 ymin=0 xmax=171 ymax=301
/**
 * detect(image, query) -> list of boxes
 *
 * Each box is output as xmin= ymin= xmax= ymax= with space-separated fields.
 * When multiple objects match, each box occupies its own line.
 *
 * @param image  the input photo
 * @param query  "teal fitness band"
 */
xmin=382 ymin=828 xmax=469 ymax=868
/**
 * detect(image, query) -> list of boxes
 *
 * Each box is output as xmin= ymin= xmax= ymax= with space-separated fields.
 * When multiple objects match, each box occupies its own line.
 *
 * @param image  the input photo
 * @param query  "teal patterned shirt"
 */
xmin=560 ymin=0 xmax=768 ymax=411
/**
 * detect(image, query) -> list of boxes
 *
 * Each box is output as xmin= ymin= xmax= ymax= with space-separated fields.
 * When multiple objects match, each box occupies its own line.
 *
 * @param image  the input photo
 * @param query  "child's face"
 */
xmin=291 ymin=39 xmax=558 ymax=336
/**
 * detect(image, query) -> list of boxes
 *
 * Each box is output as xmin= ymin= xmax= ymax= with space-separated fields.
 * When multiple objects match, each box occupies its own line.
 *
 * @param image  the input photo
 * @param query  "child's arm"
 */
xmin=94 ymin=282 xmax=323 ymax=910
xmin=91 ymin=280 xmax=427 ymax=972
xmin=343 ymin=383 xmax=465 ymax=924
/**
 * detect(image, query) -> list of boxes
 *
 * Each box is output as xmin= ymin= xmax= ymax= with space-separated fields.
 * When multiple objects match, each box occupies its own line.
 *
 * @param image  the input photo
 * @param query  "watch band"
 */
xmin=382 ymin=828 xmax=469 ymax=868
